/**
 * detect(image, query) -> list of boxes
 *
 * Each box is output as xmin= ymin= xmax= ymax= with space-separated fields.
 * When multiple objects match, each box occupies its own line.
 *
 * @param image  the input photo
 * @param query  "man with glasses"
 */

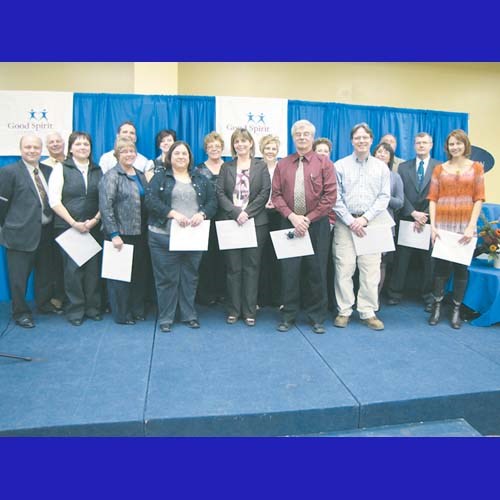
xmin=333 ymin=123 xmax=390 ymax=330
xmin=271 ymin=119 xmax=337 ymax=334
xmin=387 ymin=132 xmax=438 ymax=311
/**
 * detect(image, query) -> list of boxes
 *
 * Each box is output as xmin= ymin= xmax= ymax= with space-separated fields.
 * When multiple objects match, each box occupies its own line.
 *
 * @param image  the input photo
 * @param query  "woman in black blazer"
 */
xmin=216 ymin=128 xmax=271 ymax=326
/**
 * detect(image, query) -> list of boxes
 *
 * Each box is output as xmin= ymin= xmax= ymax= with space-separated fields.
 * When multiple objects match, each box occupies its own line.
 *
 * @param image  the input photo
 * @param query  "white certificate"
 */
xmin=101 ymin=241 xmax=134 ymax=282
xmin=215 ymin=218 xmax=257 ymax=250
xmin=55 ymin=227 xmax=102 ymax=267
xmin=270 ymin=229 xmax=315 ymax=260
xmin=369 ymin=209 xmax=396 ymax=227
xmin=352 ymin=225 xmax=395 ymax=256
xmin=431 ymin=229 xmax=477 ymax=266
xmin=397 ymin=221 xmax=431 ymax=250
xmin=169 ymin=220 xmax=211 ymax=251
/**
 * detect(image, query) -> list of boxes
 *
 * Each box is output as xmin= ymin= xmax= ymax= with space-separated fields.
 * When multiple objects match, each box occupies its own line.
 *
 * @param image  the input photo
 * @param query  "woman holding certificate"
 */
xmin=195 ymin=132 xmax=226 ymax=306
xmin=373 ymin=141 xmax=404 ymax=295
xmin=427 ymin=129 xmax=485 ymax=329
xmin=216 ymin=128 xmax=271 ymax=327
xmin=146 ymin=141 xmax=216 ymax=333
xmin=99 ymin=138 xmax=148 ymax=325
xmin=48 ymin=131 xmax=103 ymax=326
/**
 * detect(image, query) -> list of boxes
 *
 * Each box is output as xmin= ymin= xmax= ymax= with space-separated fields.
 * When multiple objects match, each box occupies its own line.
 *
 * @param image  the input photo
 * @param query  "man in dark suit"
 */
xmin=0 ymin=134 xmax=58 ymax=328
xmin=387 ymin=132 xmax=439 ymax=311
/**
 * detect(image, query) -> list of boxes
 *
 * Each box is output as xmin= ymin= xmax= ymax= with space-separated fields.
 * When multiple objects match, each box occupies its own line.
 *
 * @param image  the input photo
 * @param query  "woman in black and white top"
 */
xmin=216 ymin=128 xmax=271 ymax=327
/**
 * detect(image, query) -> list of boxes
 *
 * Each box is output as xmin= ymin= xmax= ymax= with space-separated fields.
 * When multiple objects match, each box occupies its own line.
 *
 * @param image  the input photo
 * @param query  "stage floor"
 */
xmin=1 ymin=300 xmax=499 ymax=436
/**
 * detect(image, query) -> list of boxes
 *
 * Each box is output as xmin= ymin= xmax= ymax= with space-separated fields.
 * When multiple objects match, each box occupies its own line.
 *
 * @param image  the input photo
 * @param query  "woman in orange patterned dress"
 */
xmin=427 ymin=129 xmax=485 ymax=329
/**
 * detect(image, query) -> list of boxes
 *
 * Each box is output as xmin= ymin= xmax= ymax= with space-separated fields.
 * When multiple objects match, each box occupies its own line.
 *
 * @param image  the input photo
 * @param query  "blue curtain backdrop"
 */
xmin=0 ymin=93 xmax=468 ymax=302
xmin=287 ymin=100 xmax=468 ymax=161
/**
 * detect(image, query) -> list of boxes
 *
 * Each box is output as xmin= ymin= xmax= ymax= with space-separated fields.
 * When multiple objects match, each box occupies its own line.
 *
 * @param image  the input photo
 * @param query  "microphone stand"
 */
xmin=0 ymin=352 xmax=32 ymax=362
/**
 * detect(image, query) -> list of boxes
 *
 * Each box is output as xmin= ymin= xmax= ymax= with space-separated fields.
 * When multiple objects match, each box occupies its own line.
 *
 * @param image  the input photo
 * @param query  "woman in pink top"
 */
xmin=427 ymin=129 xmax=485 ymax=329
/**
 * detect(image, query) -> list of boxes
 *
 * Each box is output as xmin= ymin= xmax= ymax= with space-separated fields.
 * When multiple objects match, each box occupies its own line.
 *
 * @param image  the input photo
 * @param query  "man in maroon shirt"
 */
xmin=271 ymin=119 xmax=337 ymax=334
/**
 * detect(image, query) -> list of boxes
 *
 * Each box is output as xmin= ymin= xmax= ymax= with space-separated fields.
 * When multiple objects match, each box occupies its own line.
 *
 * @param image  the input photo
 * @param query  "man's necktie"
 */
xmin=417 ymin=160 xmax=425 ymax=189
xmin=294 ymin=156 xmax=307 ymax=215
xmin=33 ymin=167 xmax=52 ymax=217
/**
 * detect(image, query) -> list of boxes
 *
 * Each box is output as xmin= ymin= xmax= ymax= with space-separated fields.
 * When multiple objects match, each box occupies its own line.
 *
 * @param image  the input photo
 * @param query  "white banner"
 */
xmin=215 ymin=96 xmax=288 ymax=158
xmin=0 ymin=91 xmax=73 ymax=156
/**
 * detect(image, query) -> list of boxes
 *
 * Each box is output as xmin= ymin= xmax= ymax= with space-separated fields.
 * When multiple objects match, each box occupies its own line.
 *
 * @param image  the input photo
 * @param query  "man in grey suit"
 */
xmin=387 ymin=132 xmax=439 ymax=311
xmin=0 ymin=134 xmax=57 ymax=328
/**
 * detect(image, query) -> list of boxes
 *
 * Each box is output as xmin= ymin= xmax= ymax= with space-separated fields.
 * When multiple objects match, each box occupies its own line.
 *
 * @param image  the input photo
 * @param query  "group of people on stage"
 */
xmin=0 ymin=118 xmax=485 ymax=332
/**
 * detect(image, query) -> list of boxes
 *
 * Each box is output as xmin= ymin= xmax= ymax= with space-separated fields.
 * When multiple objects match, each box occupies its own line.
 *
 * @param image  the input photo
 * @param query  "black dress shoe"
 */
xmin=133 ymin=314 xmax=146 ymax=321
xmin=88 ymin=314 xmax=102 ymax=321
xmin=160 ymin=323 xmax=172 ymax=333
xmin=387 ymin=298 xmax=400 ymax=305
xmin=312 ymin=323 xmax=326 ymax=334
xmin=424 ymin=302 xmax=433 ymax=313
xmin=186 ymin=319 xmax=200 ymax=329
xmin=38 ymin=303 xmax=63 ymax=315
xmin=117 ymin=319 xmax=136 ymax=325
xmin=69 ymin=318 xmax=83 ymax=326
xmin=277 ymin=321 xmax=293 ymax=332
xmin=16 ymin=316 xmax=35 ymax=329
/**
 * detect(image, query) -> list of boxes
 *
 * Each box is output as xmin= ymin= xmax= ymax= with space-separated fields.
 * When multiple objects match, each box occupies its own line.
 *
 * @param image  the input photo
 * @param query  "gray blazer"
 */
xmin=0 ymin=160 xmax=52 ymax=252
xmin=398 ymin=158 xmax=439 ymax=218
xmin=99 ymin=164 xmax=147 ymax=236
xmin=216 ymin=158 xmax=271 ymax=227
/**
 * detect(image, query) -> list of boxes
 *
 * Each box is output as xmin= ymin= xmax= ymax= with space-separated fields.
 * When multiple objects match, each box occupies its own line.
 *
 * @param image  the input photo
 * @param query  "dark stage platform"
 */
xmin=1 ymin=301 xmax=499 ymax=436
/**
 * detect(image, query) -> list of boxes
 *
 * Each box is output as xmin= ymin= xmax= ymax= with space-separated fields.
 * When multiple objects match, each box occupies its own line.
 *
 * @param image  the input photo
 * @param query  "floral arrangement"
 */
xmin=477 ymin=212 xmax=500 ymax=262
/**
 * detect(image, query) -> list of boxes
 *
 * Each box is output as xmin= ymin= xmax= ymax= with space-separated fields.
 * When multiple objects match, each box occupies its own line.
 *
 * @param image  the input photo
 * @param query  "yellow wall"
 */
xmin=178 ymin=62 xmax=500 ymax=202
xmin=0 ymin=63 xmax=135 ymax=93
xmin=1 ymin=62 xmax=498 ymax=202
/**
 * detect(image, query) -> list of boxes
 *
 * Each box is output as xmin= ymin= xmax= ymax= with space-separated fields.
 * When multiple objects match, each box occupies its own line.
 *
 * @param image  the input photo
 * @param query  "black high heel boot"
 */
xmin=428 ymin=276 xmax=446 ymax=326
xmin=450 ymin=301 xmax=462 ymax=329
xmin=428 ymin=299 xmax=442 ymax=326
xmin=450 ymin=279 xmax=467 ymax=330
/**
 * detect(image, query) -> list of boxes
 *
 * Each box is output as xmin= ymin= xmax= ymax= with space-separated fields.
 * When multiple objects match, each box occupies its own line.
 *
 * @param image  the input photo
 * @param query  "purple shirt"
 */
xmin=271 ymin=150 xmax=337 ymax=223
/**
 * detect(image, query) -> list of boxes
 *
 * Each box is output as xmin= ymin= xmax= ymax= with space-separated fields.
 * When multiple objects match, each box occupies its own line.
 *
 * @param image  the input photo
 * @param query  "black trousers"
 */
xmin=280 ymin=216 xmax=329 ymax=324
xmin=56 ymin=228 xmax=101 ymax=321
xmin=388 ymin=244 xmax=434 ymax=304
xmin=258 ymin=210 xmax=282 ymax=307
xmin=196 ymin=220 xmax=226 ymax=305
xmin=224 ymin=224 xmax=268 ymax=319
xmin=106 ymin=234 xmax=147 ymax=323
xmin=6 ymin=224 xmax=53 ymax=320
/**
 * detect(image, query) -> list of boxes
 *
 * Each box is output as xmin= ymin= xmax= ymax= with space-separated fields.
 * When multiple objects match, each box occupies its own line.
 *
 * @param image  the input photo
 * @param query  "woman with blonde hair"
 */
xmin=195 ymin=131 xmax=226 ymax=306
xmin=257 ymin=134 xmax=282 ymax=308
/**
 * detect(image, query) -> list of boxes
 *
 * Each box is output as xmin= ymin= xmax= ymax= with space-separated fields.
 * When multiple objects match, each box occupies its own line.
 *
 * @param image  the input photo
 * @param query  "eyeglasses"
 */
xmin=294 ymin=132 xmax=312 ymax=138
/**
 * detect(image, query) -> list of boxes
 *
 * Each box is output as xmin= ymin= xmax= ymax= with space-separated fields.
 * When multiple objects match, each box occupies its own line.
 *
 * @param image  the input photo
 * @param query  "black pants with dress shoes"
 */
xmin=107 ymin=234 xmax=147 ymax=324
xmin=224 ymin=224 xmax=268 ymax=319
xmin=6 ymin=223 xmax=53 ymax=320
xmin=388 ymin=244 xmax=434 ymax=305
xmin=280 ymin=217 xmax=329 ymax=325
xmin=57 ymin=228 xmax=101 ymax=322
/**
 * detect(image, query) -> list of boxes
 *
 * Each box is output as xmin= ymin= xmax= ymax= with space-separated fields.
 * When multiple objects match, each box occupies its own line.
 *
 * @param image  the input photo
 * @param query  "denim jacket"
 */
xmin=99 ymin=164 xmax=147 ymax=237
xmin=145 ymin=167 xmax=217 ymax=230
